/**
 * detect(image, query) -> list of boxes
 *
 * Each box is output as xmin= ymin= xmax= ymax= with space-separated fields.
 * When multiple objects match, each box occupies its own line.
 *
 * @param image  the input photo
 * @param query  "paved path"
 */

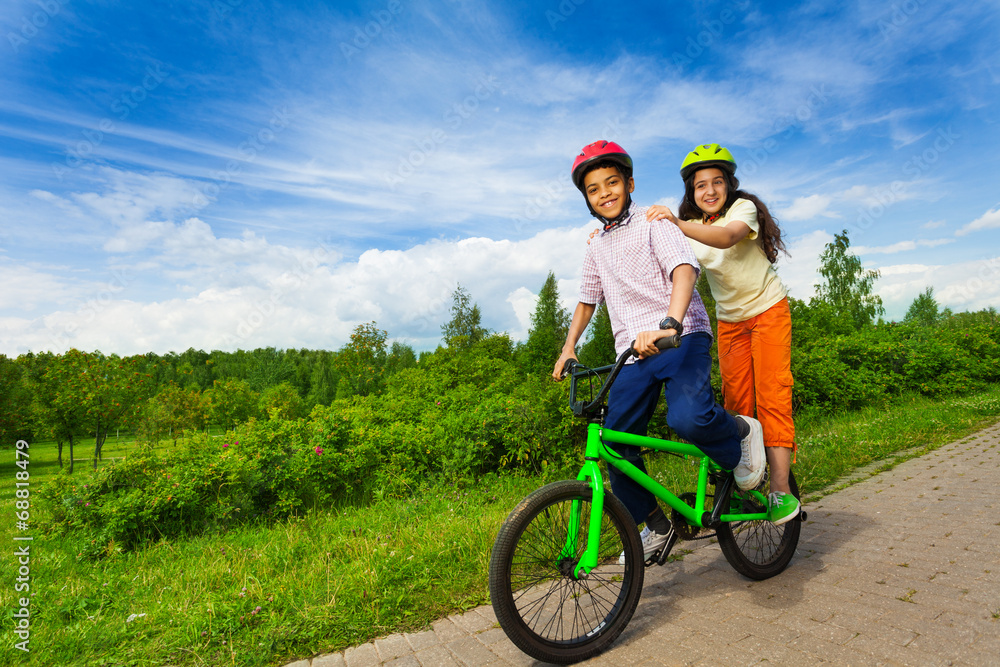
xmin=285 ymin=421 xmax=1000 ymax=667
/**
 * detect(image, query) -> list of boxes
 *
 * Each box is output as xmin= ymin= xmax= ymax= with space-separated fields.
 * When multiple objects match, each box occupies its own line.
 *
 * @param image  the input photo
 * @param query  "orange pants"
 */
xmin=717 ymin=298 xmax=795 ymax=450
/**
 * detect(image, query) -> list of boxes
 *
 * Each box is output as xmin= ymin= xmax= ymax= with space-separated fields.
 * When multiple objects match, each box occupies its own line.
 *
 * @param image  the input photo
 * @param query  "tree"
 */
xmin=813 ymin=230 xmax=884 ymax=329
xmin=138 ymin=384 xmax=209 ymax=444
xmin=24 ymin=350 xmax=154 ymax=471
xmin=207 ymin=378 xmax=259 ymax=429
xmin=245 ymin=347 xmax=294 ymax=391
xmin=22 ymin=352 xmax=83 ymax=471
xmin=334 ymin=321 xmax=389 ymax=397
xmin=385 ymin=342 xmax=417 ymax=376
xmin=441 ymin=284 xmax=487 ymax=349
xmin=520 ymin=272 xmax=571 ymax=376
xmin=306 ymin=351 xmax=338 ymax=407
xmin=259 ymin=382 xmax=305 ymax=420
xmin=903 ymin=287 xmax=941 ymax=326
xmin=577 ymin=302 xmax=616 ymax=367
xmin=0 ymin=355 xmax=32 ymax=446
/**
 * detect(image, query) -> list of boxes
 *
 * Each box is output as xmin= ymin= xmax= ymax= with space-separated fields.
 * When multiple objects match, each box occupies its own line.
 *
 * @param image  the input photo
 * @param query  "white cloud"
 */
xmin=0 ymin=222 xmax=596 ymax=356
xmin=773 ymin=229 xmax=834 ymax=300
xmin=872 ymin=256 xmax=1000 ymax=320
xmin=780 ymin=194 xmax=836 ymax=222
xmin=854 ymin=238 xmax=954 ymax=255
xmin=955 ymin=205 xmax=1000 ymax=236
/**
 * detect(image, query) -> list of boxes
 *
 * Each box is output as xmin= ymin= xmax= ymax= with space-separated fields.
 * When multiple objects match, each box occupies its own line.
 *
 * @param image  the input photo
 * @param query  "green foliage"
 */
xmin=903 ymin=286 xmax=941 ymax=326
xmin=208 ymin=378 xmax=260 ymax=429
xmin=259 ymin=382 xmax=305 ymax=420
xmin=0 ymin=354 xmax=32 ymax=446
xmin=813 ymin=230 xmax=884 ymax=330
xmin=334 ymin=322 xmax=389 ymax=398
xmin=577 ymin=303 xmax=616 ymax=367
xmin=519 ymin=272 xmax=570 ymax=377
xmin=38 ymin=336 xmax=585 ymax=553
xmin=441 ymin=284 xmax=487 ymax=349
xmin=137 ymin=384 xmax=209 ymax=444
xmin=792 ymin=319 xmax=1000 ymax=411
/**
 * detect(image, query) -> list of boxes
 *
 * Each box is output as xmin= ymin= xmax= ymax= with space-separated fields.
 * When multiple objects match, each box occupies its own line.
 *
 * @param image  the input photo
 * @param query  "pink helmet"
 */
xmin=571 ymin=140 xmax=633 ymax=191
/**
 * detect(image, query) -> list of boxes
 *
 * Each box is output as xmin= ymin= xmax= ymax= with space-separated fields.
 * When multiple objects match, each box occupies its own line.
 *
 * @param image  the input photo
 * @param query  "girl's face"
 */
xmin=692 ymin=167 xmax=728 ymax=217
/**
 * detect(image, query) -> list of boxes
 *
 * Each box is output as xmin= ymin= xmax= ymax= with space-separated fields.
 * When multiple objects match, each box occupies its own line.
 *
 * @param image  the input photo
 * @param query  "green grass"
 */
xmin=1 ymin=385 xmax=999 ymax=666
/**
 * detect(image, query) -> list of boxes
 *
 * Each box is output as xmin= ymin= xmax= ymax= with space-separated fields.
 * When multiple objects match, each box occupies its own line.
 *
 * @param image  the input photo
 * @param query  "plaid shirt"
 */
xmin=579 ymin=203 xmax=712 ymax=357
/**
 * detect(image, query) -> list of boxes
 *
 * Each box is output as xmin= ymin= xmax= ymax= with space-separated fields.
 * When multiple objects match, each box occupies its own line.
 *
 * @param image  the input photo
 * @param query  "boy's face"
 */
xmin=583 ymin=166 xmax=634 ymax=219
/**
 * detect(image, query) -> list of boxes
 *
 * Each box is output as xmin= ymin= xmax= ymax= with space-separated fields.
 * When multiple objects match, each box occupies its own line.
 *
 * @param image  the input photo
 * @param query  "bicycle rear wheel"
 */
xmin=716 ymin=469 xmax=801 ymax=580
xmin=488 ymin=480 xmax=643 ymax=664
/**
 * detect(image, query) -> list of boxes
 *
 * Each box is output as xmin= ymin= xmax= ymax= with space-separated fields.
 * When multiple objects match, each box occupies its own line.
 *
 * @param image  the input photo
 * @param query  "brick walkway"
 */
xmin=284 ymin=421 xmax=1000 ymax=666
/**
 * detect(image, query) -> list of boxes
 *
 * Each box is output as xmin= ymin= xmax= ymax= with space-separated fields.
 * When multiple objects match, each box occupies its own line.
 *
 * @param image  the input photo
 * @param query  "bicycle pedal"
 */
xmin=642 ymin=530 xmax=679 ymax=567
xmin=655 ymin=530 xmax=679 ymax=566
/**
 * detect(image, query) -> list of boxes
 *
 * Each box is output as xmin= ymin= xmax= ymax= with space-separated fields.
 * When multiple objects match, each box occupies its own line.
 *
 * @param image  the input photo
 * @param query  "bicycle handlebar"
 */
xmin=567 ymin=333 xmax=681 ymax=417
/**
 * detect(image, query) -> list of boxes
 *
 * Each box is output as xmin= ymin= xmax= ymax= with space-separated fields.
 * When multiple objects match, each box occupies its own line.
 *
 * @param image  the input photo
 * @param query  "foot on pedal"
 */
xmin=641 ymin=528 xmax=673 ymax=565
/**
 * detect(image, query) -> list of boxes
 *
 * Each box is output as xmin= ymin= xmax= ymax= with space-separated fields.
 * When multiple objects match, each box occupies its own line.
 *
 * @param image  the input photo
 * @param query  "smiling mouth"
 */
xmin=601 ymin=198 xmax=618 ymax=208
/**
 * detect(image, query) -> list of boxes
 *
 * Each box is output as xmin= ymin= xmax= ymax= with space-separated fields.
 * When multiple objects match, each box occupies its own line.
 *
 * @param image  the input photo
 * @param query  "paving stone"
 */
xmin=343 ymin=643 xmax=379 ymax=667
xmin=311 ymin=654 xmax=346 ymax=667
xmin=374 ymin=634 xmax=411 ymax=662
xmin=405 ymin=629 xmax=441 ymax=652
xmin=449 ymin=611 xmax=493 ymax=634
xmin=431 ymin=618 xmax=466 ymax=643
xmin=413 ymin=645 xmax=461 ymax=667
xmin=383 ymin=657 xmax=421 ymax=667
xmin=445 ymin=636 xmax=498 ymax=666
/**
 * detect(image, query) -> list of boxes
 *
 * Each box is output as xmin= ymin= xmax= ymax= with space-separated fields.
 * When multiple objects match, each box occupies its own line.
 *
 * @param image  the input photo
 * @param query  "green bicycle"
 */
xmin=488 ymin=339 xmax=805 ymax=664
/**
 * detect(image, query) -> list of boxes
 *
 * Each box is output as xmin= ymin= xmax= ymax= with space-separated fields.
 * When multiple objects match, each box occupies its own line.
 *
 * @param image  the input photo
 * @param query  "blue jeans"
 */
xmin=604 ymin=332 xmax=742 ymax=525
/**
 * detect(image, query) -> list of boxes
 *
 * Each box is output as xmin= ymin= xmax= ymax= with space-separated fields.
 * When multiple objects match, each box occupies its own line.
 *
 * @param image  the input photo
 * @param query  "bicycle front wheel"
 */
xmin=488 ymin=480 xmax=644 ymax=664
xmin=716 ymin=469 xmax=801 ymax=580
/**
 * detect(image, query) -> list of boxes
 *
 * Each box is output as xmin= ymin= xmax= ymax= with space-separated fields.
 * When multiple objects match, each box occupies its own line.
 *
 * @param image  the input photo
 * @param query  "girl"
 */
xmin=647 ymin=143 xmax=798 ymax=525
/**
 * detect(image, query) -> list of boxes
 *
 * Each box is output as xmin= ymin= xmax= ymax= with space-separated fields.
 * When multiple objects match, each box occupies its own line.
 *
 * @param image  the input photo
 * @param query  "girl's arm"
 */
xmin=647 ymin=205 xmax=752 ymax=249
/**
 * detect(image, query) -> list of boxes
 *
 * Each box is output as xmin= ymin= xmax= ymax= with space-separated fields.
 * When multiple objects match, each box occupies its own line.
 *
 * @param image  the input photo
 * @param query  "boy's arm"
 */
xmin=552 ymin=302 xmax=596 ymax=380
xmin=634 ymin=264 xmax=696 ymax=358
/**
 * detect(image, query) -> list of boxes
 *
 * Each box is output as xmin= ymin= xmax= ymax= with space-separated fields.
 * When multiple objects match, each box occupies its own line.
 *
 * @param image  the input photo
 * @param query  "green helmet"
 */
xmin=680 ymin=143 xmax=737 ymax=180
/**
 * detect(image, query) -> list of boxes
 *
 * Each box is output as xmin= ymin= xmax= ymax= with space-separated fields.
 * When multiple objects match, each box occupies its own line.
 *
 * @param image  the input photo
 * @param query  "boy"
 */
xmin=553 ymin=140 xmax=765 ymax=560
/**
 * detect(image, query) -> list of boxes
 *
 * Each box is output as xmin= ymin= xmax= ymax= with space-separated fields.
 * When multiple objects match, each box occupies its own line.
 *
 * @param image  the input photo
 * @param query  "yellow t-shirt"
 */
xmin=686 ymin=198 xmax=787 ymax=323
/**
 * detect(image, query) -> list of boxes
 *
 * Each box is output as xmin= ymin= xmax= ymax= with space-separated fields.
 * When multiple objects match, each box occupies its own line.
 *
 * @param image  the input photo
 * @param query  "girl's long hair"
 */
xmin=677 ymin=171 xmax=788 ymax=264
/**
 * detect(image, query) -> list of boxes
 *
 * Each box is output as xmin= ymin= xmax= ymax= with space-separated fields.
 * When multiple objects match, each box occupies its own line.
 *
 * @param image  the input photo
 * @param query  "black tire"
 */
xmin=716 ymin=469 xmax=801 ymax=580
xmin=488 ymin=480 xmax=644 ymax=664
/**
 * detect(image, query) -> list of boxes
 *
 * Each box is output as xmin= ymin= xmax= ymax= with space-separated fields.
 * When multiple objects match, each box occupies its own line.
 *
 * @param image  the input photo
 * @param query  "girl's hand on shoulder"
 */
xmin=586 ymin=228 xmax=599 ymax=245
xmin=646 ymin=205 xmax=680 ymax=225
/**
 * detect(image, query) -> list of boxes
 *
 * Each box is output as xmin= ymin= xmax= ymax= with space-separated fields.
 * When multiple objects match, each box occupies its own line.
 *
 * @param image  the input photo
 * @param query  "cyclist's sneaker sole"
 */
xmin=768 ymin=492 xmax=800 ymax=525
xmin=734 ymin=416 xmax=766 ymax=491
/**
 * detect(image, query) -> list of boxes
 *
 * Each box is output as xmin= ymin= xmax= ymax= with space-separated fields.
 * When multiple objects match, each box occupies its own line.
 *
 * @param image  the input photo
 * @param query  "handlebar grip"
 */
xmin=629 ymin=334 xmax=682 ymax=356
xmin=655 ymin=334 xmax=681 ymax=350
xmin=560 ymin=359 xmax=578 ymax=379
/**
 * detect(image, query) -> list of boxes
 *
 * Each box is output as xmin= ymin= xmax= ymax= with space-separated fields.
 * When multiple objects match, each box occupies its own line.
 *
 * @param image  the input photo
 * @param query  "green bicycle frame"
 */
xmin=566 ymin=422 xmax=769 ymax=579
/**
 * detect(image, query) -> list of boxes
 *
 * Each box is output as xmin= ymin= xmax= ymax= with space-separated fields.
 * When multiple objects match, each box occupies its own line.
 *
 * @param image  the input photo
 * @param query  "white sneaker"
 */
xmin=640 ymin=529 xmax=672 ymax=561
xmin=618 ymin=526 xmax=651 ymax=565
xmin=733 ymin=416 xmax=766 ymax=491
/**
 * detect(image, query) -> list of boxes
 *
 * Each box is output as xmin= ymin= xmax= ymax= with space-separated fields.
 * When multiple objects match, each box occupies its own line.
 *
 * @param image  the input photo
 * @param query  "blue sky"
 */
xmin=1 ymin=0 xmax=999 ymax=356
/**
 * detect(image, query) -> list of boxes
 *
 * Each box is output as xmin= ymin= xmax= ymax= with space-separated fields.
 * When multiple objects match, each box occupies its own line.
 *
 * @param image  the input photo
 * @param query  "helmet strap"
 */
xmin=588 ymin=192 xmax=633 ymax=231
